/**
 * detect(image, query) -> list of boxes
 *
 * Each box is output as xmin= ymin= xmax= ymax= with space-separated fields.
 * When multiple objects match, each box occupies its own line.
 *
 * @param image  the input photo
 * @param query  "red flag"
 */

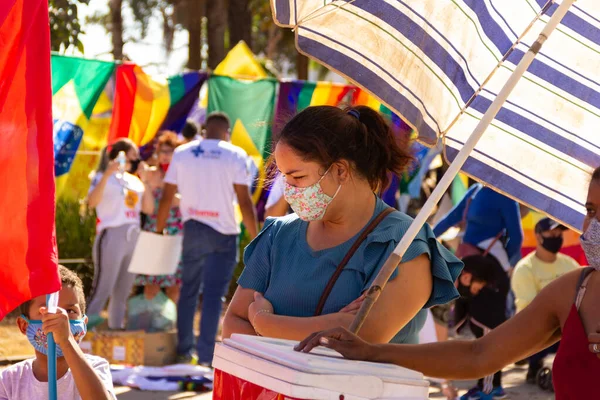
xmin=0 ymin=0 xmax=59 ymax=319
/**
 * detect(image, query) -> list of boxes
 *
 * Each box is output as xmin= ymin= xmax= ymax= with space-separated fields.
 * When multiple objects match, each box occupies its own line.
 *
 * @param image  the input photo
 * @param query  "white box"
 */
xmin=213 ymin=334 xmax=429 ymax=400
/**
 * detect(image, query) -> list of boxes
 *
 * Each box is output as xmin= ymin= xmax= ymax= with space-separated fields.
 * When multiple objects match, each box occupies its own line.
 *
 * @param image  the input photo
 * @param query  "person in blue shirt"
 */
xmin=433 ymin=183 xmax=523 ymax=399
xmin=223 ymin=105 xmax=463 ymax=345
xmin=433 ymin=183 xmax=523 ymax=269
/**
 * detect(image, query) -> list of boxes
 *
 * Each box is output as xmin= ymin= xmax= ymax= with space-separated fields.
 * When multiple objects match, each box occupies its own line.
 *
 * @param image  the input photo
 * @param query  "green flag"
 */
xmin=207 ymin=76 xmax=277 ymax=202
xmin=52 ymin=55 xmax=115 ymax=199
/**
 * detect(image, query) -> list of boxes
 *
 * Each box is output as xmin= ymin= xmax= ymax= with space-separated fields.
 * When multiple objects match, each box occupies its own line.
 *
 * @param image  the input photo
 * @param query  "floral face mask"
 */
xmin=581 ymin=218 xmax=600 ymax=270
xmin=284 ymin=166 xmax=341 ymax=221
xmin=21 ymin=315 xmax=87 ymax=357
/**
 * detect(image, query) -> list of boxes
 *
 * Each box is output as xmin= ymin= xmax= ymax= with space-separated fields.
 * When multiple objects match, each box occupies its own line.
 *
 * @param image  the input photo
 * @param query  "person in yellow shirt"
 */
xmin=511 ymin=217 xmax=580 ymax=383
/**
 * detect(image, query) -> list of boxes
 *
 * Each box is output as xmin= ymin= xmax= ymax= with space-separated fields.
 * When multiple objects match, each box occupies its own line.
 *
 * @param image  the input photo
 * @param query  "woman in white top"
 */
xmin=86 ymin=138 xmax=154 ymax=329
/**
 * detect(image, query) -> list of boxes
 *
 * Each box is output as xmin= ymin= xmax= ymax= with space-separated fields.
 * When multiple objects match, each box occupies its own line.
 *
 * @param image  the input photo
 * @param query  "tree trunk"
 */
xmin=109 ymin=0 xmax=124 ymax=60
xmin=228 ymin=0 xmax=252 ymax=48
xmin=207 ymin=0 xmax=227 ymax=70
xmin=297 ymin=52 xmax=309 ymax=80
xmin=186 ymin=0 xmax=204 ymax=69
xmin=266 ymin=23 xmax=283 ymax=61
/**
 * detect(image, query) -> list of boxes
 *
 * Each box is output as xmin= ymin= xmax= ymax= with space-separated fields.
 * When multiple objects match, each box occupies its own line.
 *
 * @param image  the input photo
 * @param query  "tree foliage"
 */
xmin=81 ymin=0 xmax=305 ymax=75
xmin=127 ymin=0 xmax=181 ymax=48
xmin=49 ymin=0 xmax=90 ymax=52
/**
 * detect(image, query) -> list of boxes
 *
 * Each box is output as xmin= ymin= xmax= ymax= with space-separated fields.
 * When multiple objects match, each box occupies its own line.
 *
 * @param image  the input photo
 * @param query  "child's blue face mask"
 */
xmin=21 ymin=315 xmax=87 ymax=357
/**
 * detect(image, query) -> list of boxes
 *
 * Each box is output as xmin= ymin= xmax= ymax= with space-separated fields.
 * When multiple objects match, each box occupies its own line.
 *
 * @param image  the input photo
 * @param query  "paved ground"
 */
xmin=115 ymin=363 xmax=554 ymax=399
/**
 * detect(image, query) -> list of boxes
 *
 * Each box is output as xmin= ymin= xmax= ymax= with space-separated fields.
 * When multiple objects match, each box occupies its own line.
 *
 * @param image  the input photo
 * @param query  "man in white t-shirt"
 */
xmin=156 ymin=112 xmax=258 ymax=366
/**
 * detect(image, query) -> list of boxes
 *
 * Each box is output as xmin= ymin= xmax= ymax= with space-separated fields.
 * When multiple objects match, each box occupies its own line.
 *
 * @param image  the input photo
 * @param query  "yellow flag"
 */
xmin=214 ymin=41 xmax=267 ymax=79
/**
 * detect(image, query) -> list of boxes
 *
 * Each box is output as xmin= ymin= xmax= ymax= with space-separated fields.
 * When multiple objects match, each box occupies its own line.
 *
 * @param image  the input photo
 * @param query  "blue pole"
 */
xmin=46 ymin=294 xmax=58 ymax=400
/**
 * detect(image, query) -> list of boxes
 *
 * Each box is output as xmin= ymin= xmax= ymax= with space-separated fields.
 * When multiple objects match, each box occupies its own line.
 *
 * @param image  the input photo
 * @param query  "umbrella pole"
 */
xmin=349 ymin=0 xmax=576 ymax=335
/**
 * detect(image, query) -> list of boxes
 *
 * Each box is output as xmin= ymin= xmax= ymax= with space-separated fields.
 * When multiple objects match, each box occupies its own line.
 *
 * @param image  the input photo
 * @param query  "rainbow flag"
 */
xmin=110 ymin=65 xmax=206 ymax=151
xmin=275 ymin=82 xmax=413 ymax=202
xmin=139 ymin=72 xmax=207 ymax=159
xmin=274 ymin=80 xmax=355 ymax=131
xmin=52 ymin=55 xmax=115 ymax=199
xmin=109 ymin=64 xmax=170 ymax=146
xmin=162 ymin=72 xmax=207 ymax=132
xmin=1 ymin=0 xmax=59 ymax=318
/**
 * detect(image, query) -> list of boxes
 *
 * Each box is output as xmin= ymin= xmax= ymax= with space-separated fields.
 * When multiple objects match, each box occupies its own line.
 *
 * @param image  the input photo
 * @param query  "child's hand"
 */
xmin=40 ymin=307 xmax=72 ymax=346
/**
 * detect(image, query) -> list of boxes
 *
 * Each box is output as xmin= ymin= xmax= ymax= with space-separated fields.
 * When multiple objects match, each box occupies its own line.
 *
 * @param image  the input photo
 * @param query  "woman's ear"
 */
xmin=334 ymin=160 xmax=352 ymax=184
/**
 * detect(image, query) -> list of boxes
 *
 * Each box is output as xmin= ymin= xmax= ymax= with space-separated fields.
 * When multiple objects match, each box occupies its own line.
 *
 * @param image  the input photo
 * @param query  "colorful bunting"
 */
xmin=207 ymin=76 xmax=277 ymax=203
xmin=139 ymin=72 xmax=207 ymax=160
xmin=214 ymin=41 xmax=267 ymax=79
xmin=274 ymin=80 xmax=355 ymax=132
xmin=109 ymin=64 xmax=171 ymax=147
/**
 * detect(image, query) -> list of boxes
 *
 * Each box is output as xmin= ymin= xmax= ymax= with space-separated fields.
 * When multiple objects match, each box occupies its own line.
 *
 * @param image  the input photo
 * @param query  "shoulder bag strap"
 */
xmin=482 ymin=230 xmax=505 ymax=257
xmin=314 ymin=207 xmax=395 ymax=316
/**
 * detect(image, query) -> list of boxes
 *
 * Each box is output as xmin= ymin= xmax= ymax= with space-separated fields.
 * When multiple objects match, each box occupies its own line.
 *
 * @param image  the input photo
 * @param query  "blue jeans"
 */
xmin=177 ymin=220 xmax=238 ymax=363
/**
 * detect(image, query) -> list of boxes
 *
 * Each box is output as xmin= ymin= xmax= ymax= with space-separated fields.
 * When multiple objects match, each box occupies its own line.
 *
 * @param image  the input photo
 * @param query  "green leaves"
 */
xmin=49 ymin=0 xmax=89 ymax=52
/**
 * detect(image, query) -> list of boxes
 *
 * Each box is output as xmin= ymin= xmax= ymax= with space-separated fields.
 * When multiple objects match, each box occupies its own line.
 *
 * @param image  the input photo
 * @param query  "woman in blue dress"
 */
xmin=223 ymin=105 xmax=463 ymax=344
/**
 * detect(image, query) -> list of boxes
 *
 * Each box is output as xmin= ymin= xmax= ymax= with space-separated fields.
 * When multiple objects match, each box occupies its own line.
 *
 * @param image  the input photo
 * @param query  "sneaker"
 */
xmin=490 ymin=386 xmax=507 ymax=399
xmin=176 ymin=353 xmax=198 ymax=365
xmin=460 ymin=387 xmax=493 ymax=400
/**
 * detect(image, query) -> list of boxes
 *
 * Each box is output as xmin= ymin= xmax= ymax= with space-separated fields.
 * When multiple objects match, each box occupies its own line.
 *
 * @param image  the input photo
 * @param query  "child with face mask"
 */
xmin=0 ymin=265 xmax=115 ymax=400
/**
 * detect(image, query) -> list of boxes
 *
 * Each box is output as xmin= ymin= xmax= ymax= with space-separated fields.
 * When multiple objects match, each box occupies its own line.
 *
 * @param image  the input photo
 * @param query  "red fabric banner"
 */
xmin=213 ymin=369 xmax=302 ymax=400
xmin=0 ymin=0 xmax=59 ymax=319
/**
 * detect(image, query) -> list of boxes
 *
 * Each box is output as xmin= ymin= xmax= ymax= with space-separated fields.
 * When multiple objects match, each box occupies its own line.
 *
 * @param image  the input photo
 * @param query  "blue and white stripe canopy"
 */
xmin=272 ymin=0 xmax=600 ymax=230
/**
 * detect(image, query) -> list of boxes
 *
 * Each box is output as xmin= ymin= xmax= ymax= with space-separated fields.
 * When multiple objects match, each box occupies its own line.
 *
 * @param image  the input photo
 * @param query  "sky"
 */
xmin=78 ymin=1 xmax=189 ymax=76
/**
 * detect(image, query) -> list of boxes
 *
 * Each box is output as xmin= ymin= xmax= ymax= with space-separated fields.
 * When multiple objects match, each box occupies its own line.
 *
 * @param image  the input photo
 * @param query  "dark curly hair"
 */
xmin=20 ymin=265 xmax=86 ymax=317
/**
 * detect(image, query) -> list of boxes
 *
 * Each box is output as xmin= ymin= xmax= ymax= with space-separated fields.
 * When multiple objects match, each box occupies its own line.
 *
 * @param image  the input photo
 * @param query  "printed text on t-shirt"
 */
xmin=125 ymin=210 xmax=139 ymax=219
xmin=189 ymin=208 xmax=220 ymax=218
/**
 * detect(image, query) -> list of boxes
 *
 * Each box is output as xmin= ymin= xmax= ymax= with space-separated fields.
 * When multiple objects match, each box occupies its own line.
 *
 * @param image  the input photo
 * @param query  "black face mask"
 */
xmin=128 ymin=159 xmax=141 ymax=174
xmin=541 ymin=236 xmax=563 ymax=254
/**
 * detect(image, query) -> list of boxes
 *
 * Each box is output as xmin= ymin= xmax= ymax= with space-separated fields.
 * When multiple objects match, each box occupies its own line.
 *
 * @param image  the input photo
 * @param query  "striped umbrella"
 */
xmin=271 ymin=0 xmax=598 ymax=331
xmin=272 ymin=0 xmax=599 ymax=231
